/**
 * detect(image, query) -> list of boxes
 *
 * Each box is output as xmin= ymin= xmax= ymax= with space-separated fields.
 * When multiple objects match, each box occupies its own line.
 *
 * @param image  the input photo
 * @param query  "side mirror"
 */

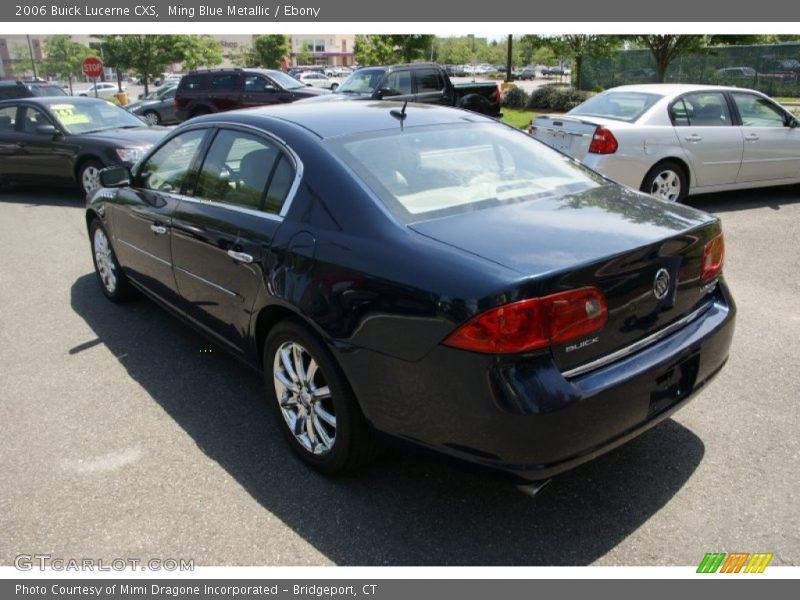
xmin=35 ymin=124 xmax=58 ymax=137
xmin=305 ymin=83 xmax=313 ymax=87
xmin=99 ymin=165 xmax=132 ymax=188
xmin=787 ymin=117 xmax=798 ymax=128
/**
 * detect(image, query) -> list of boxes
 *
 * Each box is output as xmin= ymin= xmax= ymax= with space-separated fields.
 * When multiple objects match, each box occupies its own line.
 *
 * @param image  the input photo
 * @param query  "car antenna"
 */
xmin=390 ymin=101 xmax=408 ymax=129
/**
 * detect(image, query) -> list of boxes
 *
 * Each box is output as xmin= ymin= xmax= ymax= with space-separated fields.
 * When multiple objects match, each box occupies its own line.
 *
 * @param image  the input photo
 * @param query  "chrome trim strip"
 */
xmin=562 ymin=302 xmax=714 ymax=379
xmin=117 ymin=239 xmax=171 ymax=267
xmin=177 ymin=195 xmax=283 ymax=222
xmin=174 ymin=266 xmax=238 ymax=298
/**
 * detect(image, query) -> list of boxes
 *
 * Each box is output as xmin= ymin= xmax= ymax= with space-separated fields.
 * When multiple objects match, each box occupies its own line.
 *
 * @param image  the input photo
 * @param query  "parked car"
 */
xmin=0 ymin=96 xmax=166 ymax=196
xmin=85 ymin=101 xmax=734 ymax=484
xmin=325 ymin=67 xmax=352 ymax=78
xmin=0 ymin=79 xmax=67 ymax=100
xmin=125 ymin=84 xmax=179 ymax=125
xmin=542 ymin=66 xmax=568 ymax=76
xmin=317 ymin=63 xmax=502 ymax=117
xmin=75 ymin=82 xmax=126 ymax=99
xmin=297 ymin=72 xmax=340 ymax=90
xmin=530 ymin=84 xmax=800 ymax=202
xmin=716 ymin=67 xmax=757 ymax=80
xmin=512 ymin=67 xmax=537 ymax=81
xmin=174 ymin=68 xmax=331 ymax=121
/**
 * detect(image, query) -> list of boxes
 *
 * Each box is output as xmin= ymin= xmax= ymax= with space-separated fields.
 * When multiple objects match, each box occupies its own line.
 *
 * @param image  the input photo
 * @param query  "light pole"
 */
xmin=26 ymin=35 xmax=38 ymax=79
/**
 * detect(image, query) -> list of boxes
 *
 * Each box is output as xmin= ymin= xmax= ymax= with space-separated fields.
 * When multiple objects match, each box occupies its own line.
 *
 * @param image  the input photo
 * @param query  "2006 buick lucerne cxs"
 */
xmin=85 ymin=101 xmax=735 ymax=486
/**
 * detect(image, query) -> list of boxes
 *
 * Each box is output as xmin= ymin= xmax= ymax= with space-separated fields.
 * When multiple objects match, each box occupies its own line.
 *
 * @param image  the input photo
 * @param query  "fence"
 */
xmin=581 ymin=43 xmax=800 ymax=97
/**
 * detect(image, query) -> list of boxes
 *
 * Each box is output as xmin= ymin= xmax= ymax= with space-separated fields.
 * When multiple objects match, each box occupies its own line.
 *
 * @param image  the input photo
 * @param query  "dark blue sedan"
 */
xmin=85 ymin=101 xmax=735 ymax=485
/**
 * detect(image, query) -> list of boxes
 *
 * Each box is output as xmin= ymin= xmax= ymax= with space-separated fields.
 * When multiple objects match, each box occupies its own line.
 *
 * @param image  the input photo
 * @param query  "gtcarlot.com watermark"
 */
xmin=14 ymin=554 xmax=194 ymax=572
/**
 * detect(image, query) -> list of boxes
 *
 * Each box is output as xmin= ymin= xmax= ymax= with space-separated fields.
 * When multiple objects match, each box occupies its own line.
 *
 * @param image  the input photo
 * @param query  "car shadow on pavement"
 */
xmin=687 ymin=184 xmax=800 ymax=214
xmin=70 ymin=273 xmax=705 ymax=566
xmin=0 ymin=185 xmax=84 ymax=207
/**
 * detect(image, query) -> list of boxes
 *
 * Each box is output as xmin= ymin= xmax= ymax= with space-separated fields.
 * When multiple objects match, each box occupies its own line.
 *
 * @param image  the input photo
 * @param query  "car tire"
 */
xmin=142 ymin=110 xmax=160 ymax=126
xmin=78 ymin=159 xmax=104 ymax=197
xmin=264 ymin=319 xmax=377 ymax=475
xmin=640 ymin=160 xmax=688 ymax=203
xmin=89 ymin=219 xmax=134 ymax=302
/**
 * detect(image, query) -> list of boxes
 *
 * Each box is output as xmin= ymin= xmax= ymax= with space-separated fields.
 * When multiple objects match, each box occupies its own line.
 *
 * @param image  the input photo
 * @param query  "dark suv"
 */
xmin=0 ymin=79 xmax=67 ymax=100
xmin=174 ymin=68 xmax=330 ymax=121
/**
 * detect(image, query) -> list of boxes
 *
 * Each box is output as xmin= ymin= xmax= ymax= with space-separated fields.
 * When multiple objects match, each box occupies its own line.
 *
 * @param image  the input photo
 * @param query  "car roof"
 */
xmin=606 ymin=83 xmax=761 ymax=96
xmin=190 ymin=101 xmax=495 ymax=139
xmin=0 ymin=96 xmax=112 ymax=107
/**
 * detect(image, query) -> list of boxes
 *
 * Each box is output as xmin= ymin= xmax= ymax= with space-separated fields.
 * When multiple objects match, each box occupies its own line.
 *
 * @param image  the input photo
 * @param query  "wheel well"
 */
xmin=85 ymin=210 xmax=99 ymax=232
xmin=255 ymin=305 xmax=305 ymax=365
xmin=645 ymin=157 xmax=691 ymax=190
xmin=74 ymin=156 xmax=102 ymax=182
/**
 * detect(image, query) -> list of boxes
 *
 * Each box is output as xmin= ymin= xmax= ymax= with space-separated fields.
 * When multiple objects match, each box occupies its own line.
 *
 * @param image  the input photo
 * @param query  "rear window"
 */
xmin=180 ymin=74 xmax=207 ymax=91
xmin=28 ymin=84 xmax=67 ymax=97
xmin=328 ymin=122 xmax=605 ymax=223
xmin=569 ymin=91 xmax=662 ymax=123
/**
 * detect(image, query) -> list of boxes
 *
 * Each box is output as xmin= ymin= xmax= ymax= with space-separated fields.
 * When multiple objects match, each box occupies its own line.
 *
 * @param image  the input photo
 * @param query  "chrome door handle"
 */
xmin=744 ymin=134 xmax=760 ymax=141
xmin=150 ymin=224 xmax=167 ymax=235
xmin=684 ymin=134 xmax=702 ymax=142
xmin=227 ymin=250 xmax=253 ymax=264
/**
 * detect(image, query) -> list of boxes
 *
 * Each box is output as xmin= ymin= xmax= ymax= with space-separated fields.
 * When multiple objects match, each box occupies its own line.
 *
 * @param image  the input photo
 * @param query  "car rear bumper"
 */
xmin=336 ymin=282 xmax=735 ymax=482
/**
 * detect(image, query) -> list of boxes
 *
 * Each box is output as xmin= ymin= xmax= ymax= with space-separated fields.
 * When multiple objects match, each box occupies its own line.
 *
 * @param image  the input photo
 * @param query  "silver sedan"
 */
xmin=531 ymin=84 xmax=800 ymax=201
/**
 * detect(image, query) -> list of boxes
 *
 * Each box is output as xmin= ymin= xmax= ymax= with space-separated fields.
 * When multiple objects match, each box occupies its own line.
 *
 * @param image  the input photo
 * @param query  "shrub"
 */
xmin=527 ymin=84 xmax=590 ymax=112
xmin=502 ymin=86 xmax=529 ymax=109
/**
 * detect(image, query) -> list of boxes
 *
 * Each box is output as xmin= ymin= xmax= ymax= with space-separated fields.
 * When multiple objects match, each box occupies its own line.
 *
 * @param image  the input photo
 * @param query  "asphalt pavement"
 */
xmin=0 ymin=184 xmax=798 ymax=566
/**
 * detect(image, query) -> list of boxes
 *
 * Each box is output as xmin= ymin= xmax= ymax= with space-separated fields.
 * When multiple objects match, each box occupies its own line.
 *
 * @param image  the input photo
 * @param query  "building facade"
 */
xmin=288 ymin=35 xmax=355 ymax=67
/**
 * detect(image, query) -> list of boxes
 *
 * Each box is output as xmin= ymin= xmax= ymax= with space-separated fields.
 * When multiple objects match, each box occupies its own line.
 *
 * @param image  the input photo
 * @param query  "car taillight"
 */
xmin=443 ymin=287 xmax=608 ymax=354
xmin=588 ymin=126 xmax=618 ymax=154
xmin=495 ymin=84 xmax=502 ymax=104
xmin=701 ymin=233 xmax=725 ymax=282
xmin=528 ymin=121 xmax=535 ymax=135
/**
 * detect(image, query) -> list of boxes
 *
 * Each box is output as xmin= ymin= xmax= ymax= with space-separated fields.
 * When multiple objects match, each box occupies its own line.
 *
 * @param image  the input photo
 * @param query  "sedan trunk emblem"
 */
xmin=653 ymin=268 xmax=671 ymax=300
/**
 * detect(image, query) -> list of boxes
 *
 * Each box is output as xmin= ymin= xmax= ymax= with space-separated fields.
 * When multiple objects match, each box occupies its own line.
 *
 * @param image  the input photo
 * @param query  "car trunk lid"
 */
xmin=530 ymin=115 xmax=629 ymax=162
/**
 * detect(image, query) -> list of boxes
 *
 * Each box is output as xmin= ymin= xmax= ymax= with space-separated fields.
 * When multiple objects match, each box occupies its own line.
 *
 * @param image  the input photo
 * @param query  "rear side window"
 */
xmin=417 ymin=68 xmax=445 ymax=93
xmin=672 ymin=92 xmax=731 ymax=127
xmin=139 ymin=129 xmax=206 ymax=193
xmin=195 ymin=129 xmax=294 ymax=214
xmin=0 ymin=85 xmax=26 ymax=100
xmin=210 ymin=74 xmax=240 ymax=92
xmin=180 ymin=74 xmax=206 ymax=91
xmin=28 ymin=85 xmax=67 ymax=97
xmin=0 ymin=105 xmax=18 ymax=130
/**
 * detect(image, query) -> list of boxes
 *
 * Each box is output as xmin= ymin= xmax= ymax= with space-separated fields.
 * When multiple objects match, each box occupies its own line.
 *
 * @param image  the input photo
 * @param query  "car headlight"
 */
xmin=115 ymin=147 xmax=149 ymax=162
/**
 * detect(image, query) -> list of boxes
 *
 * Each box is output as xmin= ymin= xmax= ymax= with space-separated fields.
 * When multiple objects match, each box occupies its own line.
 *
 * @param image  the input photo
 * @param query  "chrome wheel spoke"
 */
xmin=312 ymin=385 xmax=331 ymax=400
xmin=292 ymin=344 xmax=307 ymax=382
xmin=305 ymin=359 xmax=318 ymax=386
xmin=312 ymin=415 xmax=333 ymax=450
xmin=279 ymin=347 xmax=299 ymax=383
xmin=314 ymin=404 xmax=336 ymax=428
xmin=275 ymin=370 xmax=299 ymax=393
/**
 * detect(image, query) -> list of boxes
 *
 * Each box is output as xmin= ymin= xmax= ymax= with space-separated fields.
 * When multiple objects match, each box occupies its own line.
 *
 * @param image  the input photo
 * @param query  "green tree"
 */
xmin=178 ymin=35 xmax=223 ymax=71
xmin=41 ymin=35 xmax=91 ymax=95
xmin=294 ymin=47 xmax=313 ymax=66
xmin=246 ymin=35 xmax=288 ymax=69
xmin=633 ymin=35 xmax=706 ymax=82
xmin=355 ymin=35 xmax=434 ymax=65
xmin=547 ymin=35 xmax=621 ymax=88
xmin=10 ymin=43 xmax=36 ymax=78
xmin=95 ymin=35 xmax=185 ymax=94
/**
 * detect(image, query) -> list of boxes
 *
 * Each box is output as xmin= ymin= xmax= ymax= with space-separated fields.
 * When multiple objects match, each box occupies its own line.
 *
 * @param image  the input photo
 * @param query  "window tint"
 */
xmin=244 ymin=76 xmax=276 ymax=93
xmin=417 ymin=68 xmax=444 ymax=93
xmin=0 ymin=86 xmax=23 ymax=100
xmin=29 ymin=84 xmax=67 ymax=97
xmin=731 ymin=93 xmax=787 ymax=127
xmin=382 ymin=70 xmax=412 ymax=96
xmin=673 ymin=92 xmax=731 ymax=127
xmin=0 ymin=106 xmax=17 ymax=130
xmin=181 ymin=74 xmax=206 ymax=91
xmin=20 ymin=106 xmax=53 ymax=134
xmin=210 ymin=74 xmax=240 ymax=91
xmin=196 ymin=129 xmax=294 ymax=214
xmin=139 ymin=129 xmax=206 ymax=193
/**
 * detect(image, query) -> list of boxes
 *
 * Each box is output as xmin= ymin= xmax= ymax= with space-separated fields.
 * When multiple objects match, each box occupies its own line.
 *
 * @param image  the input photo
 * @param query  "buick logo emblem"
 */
xmin=653 ymin=268 xmax=671 ymax=300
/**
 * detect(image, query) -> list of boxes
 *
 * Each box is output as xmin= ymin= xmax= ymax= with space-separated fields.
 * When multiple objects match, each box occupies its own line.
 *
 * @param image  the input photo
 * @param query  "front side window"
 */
xmin=672 ymin=92 xmax=731 ymax=127
xmin=19 ymin=106 xmax=54 ymax=134
xmin=382 ymin=71 xmax=412 ymax=97
xmin=329 ymin=123 xmax=604 ymax=222
xmin=244 ymin=76 xmax=277 ymax=93
xmin=731 ymin=93 xmax=787 ymax=127
xmin=195 ymin=129 xmax=294 ymax=214
xmin=139 ymin=129 xmax=206 ymax=193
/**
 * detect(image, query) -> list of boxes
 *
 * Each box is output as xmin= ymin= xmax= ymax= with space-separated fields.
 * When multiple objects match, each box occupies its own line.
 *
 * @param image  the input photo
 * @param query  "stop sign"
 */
xmin=82 ymin=56 xmax=103 ymax=78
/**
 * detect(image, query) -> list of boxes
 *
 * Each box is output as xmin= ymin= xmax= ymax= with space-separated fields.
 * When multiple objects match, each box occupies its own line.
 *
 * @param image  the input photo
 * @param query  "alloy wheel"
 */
xmin=648 ymin=169 xmax=681 ymax=202
xmin=93 ymin=227 xmax=117 ymax=294
xmin=82 ymin=165 xmax=101 ymax=195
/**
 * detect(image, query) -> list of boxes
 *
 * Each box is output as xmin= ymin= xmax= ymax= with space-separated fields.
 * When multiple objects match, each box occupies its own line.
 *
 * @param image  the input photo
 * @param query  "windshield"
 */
xmin=47 ymin=101 xmax=146 ymax=134
xmin=568 ymin=91 xmax=662 ymax=123
xmin=267 ymin=71 xmax=304 ymax=90
xmin=336 ymin=68 xmax=385 ymax=94
xmin=328 ymin=123 xmax=605 ymax=222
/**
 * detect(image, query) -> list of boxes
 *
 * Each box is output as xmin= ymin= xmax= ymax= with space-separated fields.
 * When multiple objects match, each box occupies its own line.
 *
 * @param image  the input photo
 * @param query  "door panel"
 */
xmin=13 ymin=106 xmax=73 ymax=182
xmin=731 ymin=92 xmax=800 ymax=182
xmin=671 ymin=92 xmax=743 ymax=187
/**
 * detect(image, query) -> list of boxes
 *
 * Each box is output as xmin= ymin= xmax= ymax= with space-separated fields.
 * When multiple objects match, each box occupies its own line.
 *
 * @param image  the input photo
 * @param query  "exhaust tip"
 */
xmin=516 ymin=479 xmax=552 ymax=499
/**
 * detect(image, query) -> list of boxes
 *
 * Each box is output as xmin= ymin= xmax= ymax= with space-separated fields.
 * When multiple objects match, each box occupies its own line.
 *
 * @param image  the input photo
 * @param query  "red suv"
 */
xmin=174 ymin=68 xmax=330 ymax=121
